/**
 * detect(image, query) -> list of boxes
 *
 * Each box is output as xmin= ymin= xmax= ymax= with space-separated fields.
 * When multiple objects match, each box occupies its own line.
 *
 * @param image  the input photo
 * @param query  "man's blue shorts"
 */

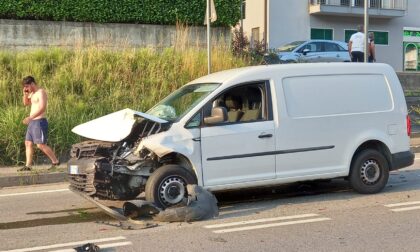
xmin=25 ymin=118 xmax=48 ymax=144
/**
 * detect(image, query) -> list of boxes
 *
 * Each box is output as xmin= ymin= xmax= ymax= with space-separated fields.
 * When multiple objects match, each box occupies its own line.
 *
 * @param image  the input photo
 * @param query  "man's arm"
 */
xmin=370 ymin=42 xmax=376 ymax=61
xmin=348 ymin=41 xmax=353 ymax=56
xmin=22 ymin=89 xmax=31 ymax=106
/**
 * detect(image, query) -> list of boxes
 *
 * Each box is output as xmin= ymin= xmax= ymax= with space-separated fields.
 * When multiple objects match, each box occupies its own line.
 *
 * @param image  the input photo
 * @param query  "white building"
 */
xmin=241 ymin=0 xmax=420 ymax=71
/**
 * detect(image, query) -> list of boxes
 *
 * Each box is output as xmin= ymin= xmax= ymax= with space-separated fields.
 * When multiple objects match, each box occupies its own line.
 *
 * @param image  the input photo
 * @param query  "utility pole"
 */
xmin=364 ymin=0 xmax=369 ymax=62
xmin=264 ymin=0 xmax=267 ymax=52
xmin=207 ymin=0 xmax=211 ymax=74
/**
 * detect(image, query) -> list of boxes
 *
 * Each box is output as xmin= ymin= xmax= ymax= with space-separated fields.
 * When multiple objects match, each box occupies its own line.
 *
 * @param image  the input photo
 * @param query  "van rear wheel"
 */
xmin=349 ymin=149 xmax=389 ymax=194
xmin=145 ymin=165 xmax=197 ymax=209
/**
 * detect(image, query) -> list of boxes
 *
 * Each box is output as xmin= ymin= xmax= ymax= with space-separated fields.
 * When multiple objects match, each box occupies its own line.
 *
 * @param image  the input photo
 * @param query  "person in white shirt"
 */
xmin=348 ymin=25 xmax=365 ymax=62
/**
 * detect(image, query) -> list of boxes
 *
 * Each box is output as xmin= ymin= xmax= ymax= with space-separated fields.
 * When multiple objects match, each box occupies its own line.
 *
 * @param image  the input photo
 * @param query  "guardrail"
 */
xmin=311 ymin=0 xmax=407 ymax=10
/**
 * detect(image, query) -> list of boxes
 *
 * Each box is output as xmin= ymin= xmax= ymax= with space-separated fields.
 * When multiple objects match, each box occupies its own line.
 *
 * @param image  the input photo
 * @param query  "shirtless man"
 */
xmin=19 ymin=76 xmax=60 ymax=171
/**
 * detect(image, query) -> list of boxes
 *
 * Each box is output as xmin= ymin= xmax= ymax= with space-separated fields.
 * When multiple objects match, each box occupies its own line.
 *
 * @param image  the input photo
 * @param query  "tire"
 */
xmin=349 ymin=149 xmax=389 ymax=194
xmin=145 ymin=165 xmax=197 ymax=209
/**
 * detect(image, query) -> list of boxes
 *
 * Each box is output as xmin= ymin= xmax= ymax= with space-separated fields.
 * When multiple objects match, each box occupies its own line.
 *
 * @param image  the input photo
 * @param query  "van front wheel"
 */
xmin=145 ymin=165 xmax=197 ymax=209
xmin=349 ymin=149 xmax=389 ymax=194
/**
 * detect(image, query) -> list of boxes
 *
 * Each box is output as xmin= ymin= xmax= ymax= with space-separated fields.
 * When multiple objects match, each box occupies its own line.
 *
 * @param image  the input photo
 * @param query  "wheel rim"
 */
xmin=158 ymin=176 xmax=186 ymax=206
xmin=360 ymin=159 xmax=381 ymax=185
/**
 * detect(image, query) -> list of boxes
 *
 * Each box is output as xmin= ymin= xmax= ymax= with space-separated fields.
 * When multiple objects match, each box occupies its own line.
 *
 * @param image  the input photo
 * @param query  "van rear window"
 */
xmin=282 ymin=74 xmax=393 ymax=118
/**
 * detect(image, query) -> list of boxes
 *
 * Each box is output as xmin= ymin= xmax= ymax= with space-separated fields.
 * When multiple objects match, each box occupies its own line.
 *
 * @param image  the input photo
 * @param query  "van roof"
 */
xmin=188 ymin=63 xmax=395 ymax=86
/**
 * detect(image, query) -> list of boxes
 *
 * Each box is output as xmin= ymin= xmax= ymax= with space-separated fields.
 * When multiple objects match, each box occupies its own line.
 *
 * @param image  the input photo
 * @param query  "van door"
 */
xmin=200 ymin=82 xmax=276 ymax=186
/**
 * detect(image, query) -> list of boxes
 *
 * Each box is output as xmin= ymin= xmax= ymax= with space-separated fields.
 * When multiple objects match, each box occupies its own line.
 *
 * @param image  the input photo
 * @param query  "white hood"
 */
xmin=72 ymin=108 xmax=167 ymax=142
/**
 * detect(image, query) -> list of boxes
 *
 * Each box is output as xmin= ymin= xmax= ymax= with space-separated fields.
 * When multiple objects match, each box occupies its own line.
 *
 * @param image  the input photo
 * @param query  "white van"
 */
xmin=68 ymin=63 xmax=414 ymax=208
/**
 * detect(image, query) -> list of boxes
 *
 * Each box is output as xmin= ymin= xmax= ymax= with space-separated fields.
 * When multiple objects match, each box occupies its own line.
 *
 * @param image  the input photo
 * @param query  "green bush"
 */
xmin=0 ymin=46 xmax=250 ymax=166
xmin=0 ymin=0 xmax=241 ymax=26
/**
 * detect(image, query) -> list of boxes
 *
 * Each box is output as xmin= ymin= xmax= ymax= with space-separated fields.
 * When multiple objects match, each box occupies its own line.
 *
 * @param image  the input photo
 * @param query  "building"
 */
xmin=241 ymin=0 xmax=420 ymax=71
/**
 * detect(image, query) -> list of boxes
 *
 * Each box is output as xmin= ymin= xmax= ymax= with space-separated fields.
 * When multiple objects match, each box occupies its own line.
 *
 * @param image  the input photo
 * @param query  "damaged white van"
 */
xmin=68 ymin=63 xmax=414 ymax=208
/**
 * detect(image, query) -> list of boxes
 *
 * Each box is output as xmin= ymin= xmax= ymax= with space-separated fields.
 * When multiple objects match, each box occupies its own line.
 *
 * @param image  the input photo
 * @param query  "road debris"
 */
xmin=154 ymin=184 xmax=219 ymax=222
xmin=123 ymin=184 xmax=219 ymax=222
xmin=74 ymin=243 xmax=99 ymax=252
xmin=72 ymin=183 xmax=218 ymax=224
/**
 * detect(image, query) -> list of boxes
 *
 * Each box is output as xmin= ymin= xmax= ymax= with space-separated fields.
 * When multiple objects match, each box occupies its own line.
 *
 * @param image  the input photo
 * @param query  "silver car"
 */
xmin=276 ymin=40 xmax=350 ymax=63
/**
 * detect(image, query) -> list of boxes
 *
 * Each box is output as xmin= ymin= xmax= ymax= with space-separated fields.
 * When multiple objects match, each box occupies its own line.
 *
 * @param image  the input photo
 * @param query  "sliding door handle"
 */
xmin=258 ymin=133 xmax=273 ymax=138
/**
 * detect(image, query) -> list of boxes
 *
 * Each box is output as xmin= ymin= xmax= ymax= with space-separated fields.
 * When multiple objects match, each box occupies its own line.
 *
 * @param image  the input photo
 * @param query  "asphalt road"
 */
xmin=1 ymin=157 xmax=420 ymax=252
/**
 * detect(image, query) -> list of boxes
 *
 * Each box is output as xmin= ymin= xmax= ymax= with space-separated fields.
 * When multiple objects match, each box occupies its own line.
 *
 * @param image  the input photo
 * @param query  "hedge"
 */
xmin=0 ymin=0 xmax=241 ymax=26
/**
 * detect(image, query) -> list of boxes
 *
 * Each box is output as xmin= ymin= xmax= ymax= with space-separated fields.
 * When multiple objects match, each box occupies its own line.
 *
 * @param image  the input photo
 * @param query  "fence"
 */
xmin=312 ymin=0 xmax=407 ymax=10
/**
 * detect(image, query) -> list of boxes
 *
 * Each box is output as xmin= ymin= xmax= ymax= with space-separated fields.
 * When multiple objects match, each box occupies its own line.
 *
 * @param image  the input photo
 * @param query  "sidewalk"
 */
xmin=1 ymin=134 xmax=420 ymax=188
xmin=0 ymin=165 xmax=67 ymax=188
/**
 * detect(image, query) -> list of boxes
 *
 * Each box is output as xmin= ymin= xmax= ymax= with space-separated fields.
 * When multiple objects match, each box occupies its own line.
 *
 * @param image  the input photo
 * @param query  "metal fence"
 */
xmin=312 ymin=0 xmax=407 ymax=10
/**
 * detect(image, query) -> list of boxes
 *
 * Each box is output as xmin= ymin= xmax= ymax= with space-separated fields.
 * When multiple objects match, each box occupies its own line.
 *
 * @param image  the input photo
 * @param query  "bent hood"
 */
xmin=72 ymin=108 xmax=167 ymax=142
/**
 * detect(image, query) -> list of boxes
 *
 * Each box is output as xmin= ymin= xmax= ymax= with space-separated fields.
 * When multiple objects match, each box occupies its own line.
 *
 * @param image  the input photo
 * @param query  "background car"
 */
xmin=275 ymin=40 xmax=351 ymax=63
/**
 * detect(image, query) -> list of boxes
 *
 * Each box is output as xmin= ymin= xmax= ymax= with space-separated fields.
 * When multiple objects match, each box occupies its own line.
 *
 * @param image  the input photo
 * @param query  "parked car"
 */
xmin=68 ymin=63 xmax=413 ymax=209
xmin=275 ymin=40 xmax=351 ymax=63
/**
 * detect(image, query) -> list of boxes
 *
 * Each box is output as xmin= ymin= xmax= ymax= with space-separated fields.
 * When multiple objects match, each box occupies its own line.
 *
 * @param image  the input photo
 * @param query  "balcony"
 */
xmin=309 ymin=0 xmax=407 ymax=18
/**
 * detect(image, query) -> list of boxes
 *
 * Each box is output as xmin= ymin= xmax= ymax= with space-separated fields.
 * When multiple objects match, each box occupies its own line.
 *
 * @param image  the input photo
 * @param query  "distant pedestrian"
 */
xmin=368 ymin=32 xmax=376 ymax=63
xmin=19 ymin=76 xmax=60 ymax=172
xmin=348 ymin=25 xmax=365 ymax=62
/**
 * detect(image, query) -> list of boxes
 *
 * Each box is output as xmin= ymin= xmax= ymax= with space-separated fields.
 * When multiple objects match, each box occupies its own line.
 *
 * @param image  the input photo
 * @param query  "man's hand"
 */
xmin=22 ymin=87 xmax=32 ymax=106
xmin=23 ymin=117 xmax=32 ymax=125
xmin=23 ymin=87 xmax=30 ymax=95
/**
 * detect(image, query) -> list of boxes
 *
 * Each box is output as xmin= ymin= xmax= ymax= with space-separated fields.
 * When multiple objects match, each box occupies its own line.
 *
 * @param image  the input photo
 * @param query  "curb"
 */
xmin=0 ymin=172 xmax=66 ymax=188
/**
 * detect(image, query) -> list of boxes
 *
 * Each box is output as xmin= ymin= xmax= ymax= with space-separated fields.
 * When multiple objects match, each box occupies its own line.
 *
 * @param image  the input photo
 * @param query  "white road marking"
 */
xmin=0 ymin=236 xmax=127 ymax=252
xmin=385 ymin=201 xmax=420 ymax=208
xmin=211 ymin=217 xmax=331 ymax=234
xmin=204 ymin=213 xmax=319 ymax=229
xmin=385 ymin=201 xmax=420 ymax=212
xmin=0 ymin=189 xmax=69 ymax=198
xmin=49 ymin=241 xmax=133 ymax=252
xmin=390 ymin=206 xmax=420 ymax=212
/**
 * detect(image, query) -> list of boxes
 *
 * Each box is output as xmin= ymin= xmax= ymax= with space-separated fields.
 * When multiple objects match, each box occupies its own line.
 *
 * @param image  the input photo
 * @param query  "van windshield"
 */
xmin=147 ymin=83 xmax=220 ymax=122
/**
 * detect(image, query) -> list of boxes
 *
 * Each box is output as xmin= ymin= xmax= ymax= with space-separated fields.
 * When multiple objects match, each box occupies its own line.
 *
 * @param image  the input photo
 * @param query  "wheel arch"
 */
xmin=350 ymin=140 xmax=392 ymax=173
xmin=158 ymin=152 xmax=198 ymax=180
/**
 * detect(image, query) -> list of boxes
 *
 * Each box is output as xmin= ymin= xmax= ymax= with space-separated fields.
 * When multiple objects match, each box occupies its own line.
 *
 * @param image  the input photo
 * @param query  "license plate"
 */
xmin=69 ymin=165 xmax=79 ymax=175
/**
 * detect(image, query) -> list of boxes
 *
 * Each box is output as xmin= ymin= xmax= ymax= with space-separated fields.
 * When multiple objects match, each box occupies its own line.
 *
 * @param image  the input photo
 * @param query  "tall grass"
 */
xmin=0 ymin=42 xmax=251 ymax=166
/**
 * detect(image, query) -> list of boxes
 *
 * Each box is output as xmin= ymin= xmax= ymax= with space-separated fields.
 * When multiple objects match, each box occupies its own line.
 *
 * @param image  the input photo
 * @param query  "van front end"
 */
xmin=67 ymin=109 xmax=171 ymax=201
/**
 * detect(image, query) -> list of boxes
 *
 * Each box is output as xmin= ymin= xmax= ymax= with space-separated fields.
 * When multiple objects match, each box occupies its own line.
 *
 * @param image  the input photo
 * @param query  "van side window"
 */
xmin=203 ymin=82 xmax=269 ymax=125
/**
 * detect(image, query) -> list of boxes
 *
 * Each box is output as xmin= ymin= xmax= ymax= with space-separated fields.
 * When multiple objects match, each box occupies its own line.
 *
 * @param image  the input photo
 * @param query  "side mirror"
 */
xmin=204 ymin=107 xmax=227 ymax=125
xmin=302 ymin=48 xmax=310 ymax=55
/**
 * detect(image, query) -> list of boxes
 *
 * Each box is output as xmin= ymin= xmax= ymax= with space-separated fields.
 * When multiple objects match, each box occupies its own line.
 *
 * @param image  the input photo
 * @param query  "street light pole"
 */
xmin=364 ymin=0 xmax=369 ymax=62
